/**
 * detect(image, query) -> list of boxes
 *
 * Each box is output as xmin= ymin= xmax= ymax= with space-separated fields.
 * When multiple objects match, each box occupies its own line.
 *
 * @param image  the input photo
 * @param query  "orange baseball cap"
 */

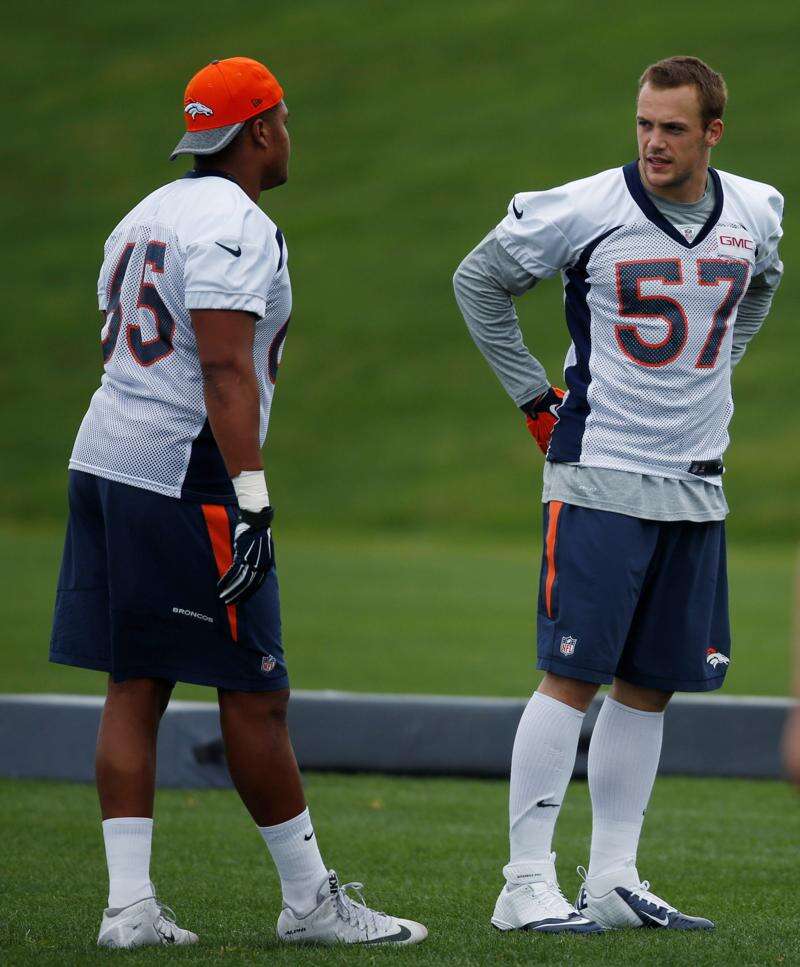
xmin=170 ymin=56 xmax=284 ymax=160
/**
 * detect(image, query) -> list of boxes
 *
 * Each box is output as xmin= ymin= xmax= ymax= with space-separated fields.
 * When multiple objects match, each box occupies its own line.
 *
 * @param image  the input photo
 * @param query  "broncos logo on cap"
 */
xmin=184 ymin=101 xmax=214 ymax=118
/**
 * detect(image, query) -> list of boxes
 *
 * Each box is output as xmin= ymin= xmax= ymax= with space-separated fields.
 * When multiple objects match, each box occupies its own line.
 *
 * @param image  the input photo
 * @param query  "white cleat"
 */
xmin=97 ymin=894 xmax=199 ymax=948
xmin=277 ymin=870 xmax=427 ymax=945
xmin=492 ymin=853 xmax=603 ymax=934
xmin=575 ymin=859 xmax=714 ymax=931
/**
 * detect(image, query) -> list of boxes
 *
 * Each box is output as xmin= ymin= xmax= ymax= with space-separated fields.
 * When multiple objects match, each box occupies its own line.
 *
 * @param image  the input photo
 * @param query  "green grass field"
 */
xmin=1 ymin=526 xmax=793 ymax=698
xmin=1 ymin=775 xmax=798 ymax=965
xmin=2 ymin=0 xmax=799 ymax=542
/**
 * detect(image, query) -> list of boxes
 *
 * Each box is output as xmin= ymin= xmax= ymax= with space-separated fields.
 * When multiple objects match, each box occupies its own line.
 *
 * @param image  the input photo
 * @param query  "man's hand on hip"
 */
xmin=521 ymin=386 xmax=565 ymax=455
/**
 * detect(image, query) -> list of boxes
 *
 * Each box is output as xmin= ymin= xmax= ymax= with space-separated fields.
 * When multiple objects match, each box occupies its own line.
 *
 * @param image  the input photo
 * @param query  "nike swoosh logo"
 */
xmin=512 ymin=200 xmax=524 ymax=219
xmin=536 ymin=798 xmax=560 ymax=808
xmin=303 ymin=831 xmax=315 ymax=841
xmin=642 ymin=911 xmax=670 ymax=927
xmin=215 ymin=242 xmax=242 ymax=257
xmin=362 ymin=924 xmax=412 ymax=944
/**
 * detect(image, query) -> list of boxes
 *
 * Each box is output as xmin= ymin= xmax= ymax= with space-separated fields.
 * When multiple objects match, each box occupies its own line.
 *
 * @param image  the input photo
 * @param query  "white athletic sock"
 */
xmin=508 ymin=691 xmax=585 ymax=869
xmin=259 ymin=808 xmax=328 ymax=915
xmin=587 ymin=695 xmax=664 ymax=878
xmin=102 ymin=817 xmax=154 ymax=909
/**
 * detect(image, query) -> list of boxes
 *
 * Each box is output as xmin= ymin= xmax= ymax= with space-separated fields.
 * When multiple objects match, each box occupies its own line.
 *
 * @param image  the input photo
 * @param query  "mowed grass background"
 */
xmin=1 ymin=0 xmax=797 ymax=697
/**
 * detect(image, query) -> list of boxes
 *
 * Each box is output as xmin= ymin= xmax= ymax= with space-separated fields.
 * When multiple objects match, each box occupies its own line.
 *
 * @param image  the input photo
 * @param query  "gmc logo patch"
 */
xmin=716 ymin=228 xmax=755 ymax=262
xmin=718 ymin=235 xmax=754 ymax=250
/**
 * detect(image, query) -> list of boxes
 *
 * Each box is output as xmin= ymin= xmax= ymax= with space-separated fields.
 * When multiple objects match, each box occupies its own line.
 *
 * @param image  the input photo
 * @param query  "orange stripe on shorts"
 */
xmin=544 ymin=500 xmax=564 ymax=619
xmin=201 ymin=503 xmax=238 ymax=642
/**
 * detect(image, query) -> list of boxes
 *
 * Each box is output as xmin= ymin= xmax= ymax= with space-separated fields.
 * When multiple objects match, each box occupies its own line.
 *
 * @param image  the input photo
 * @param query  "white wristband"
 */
xmin=232 ymin=470 xmax=270 ymax=513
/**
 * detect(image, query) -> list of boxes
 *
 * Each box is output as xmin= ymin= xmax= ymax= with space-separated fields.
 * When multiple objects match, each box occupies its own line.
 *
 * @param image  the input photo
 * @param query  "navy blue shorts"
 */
xmin=536 ymin=501 xmax=730 ymax=692
xmin=50 ymin=471 xmax=288 ymax=692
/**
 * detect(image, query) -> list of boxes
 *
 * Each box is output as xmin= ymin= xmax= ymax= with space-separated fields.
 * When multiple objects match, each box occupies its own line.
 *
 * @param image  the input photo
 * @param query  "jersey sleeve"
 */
xmin=494 ymin=186 xmax=582 ymax=278
xmin=184 ymin=207 xmax=278 ymax=318
xmin=97 ymin=235 xmax=114 ymax=311
xmin=754 ymin=187 xmax=784 ymax=277
xmin=97 ymin=264 xmax=107 ymax=311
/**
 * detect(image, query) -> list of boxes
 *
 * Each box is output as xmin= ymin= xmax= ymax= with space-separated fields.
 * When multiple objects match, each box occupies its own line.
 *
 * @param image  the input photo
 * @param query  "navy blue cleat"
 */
xmin=575 ymin=861 xmax=714 ymax=931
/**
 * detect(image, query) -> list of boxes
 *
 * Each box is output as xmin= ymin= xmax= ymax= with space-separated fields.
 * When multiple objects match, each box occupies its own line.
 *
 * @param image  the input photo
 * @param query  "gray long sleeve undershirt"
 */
xmin=731 ymin=262 xmax=783 ymax=365
xmin=453 ymin=180 xmax=783 ymax=522
xmin=453 ymin=231 xmax=549 ymax=407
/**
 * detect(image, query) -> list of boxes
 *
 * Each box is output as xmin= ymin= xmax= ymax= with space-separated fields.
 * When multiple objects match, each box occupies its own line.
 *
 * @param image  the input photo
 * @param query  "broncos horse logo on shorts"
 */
xmin=705 ymin=648 xmax=730 ymax=669
xmin=184 ymin=101 xmax=214 ymax=119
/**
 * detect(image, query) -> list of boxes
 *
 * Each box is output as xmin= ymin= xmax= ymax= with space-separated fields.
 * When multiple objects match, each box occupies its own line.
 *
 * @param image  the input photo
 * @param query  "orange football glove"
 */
xmin=523 ymin=386 xmax=565 ymax=455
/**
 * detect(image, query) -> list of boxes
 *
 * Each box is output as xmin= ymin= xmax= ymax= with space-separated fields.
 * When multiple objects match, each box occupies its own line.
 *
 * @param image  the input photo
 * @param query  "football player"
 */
xmin=454 ymin=56 xmax=783 ymax=933
xmin=50 ymin=57 xmax=426 ymax=949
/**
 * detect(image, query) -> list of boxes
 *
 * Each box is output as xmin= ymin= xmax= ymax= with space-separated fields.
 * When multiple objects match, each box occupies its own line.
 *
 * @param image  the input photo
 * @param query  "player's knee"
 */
xmin=218 ymin=687 xmax=290 ymax=727
xmin=106 ymin=675 xmax=174 ymax=714
xmin=611 ymin=678 xmax=672 ymax=712
xmin=262 ymin=688 xmax=290 ymax=727
xmin=538 ymin=672 xmax=600 ymax=712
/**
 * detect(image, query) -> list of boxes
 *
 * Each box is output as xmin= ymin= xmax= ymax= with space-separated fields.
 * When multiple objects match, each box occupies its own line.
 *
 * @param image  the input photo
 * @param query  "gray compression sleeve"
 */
xmin=731 ymin=259 xmax=783 ymax=367
xmin=453 ymin=230 xmax=549 ymax=407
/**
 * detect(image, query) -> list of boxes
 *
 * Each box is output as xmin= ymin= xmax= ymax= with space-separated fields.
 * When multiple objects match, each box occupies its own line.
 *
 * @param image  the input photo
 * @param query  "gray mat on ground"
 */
xmin=0 ymin=691 xmax=792 ymax=787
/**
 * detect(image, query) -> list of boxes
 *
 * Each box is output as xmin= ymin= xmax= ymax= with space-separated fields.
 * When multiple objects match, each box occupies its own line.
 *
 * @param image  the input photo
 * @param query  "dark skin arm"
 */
xmin=190 ymin=309 xmax=263 ymax=476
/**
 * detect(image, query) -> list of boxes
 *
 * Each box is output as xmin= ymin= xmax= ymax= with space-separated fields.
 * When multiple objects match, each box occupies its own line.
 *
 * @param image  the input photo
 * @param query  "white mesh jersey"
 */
xmin=496 ymin=162 xmax=783 ymax=482
xmin=70 ymin=171 xmax=292 ymax=502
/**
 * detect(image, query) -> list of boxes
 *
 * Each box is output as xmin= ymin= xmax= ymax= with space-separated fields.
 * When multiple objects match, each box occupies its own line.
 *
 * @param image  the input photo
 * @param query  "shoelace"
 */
xmin=153 ymin=901 xmax=180 ymax=939
xmin=519 ymin=879 xmax=576 ymax=918
xmin=576 ymin=867 xmax=675 ymax=915
xmin=629 ymin=881 xmax=676 ymax=914
xmin=334 ymin=882 xmax=393 ymax=939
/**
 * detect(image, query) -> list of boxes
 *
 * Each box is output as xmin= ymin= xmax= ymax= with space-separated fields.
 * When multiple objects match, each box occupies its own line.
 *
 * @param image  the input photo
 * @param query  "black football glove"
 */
xmin=218 ymin=506 xmax=275 ymax=606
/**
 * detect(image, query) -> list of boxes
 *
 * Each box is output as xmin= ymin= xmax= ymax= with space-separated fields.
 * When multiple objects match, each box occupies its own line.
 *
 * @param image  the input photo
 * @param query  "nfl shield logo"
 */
xmin=261 ymin=654 xmax=277 ymax=673
xmin=560 ymin=635 xmax=577 ymax=657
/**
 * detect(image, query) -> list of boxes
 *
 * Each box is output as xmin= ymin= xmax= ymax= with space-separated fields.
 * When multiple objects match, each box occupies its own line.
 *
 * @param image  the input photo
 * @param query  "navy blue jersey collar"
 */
xmin=622 ymin=160 xmax=723 ymax=249
xmin=183 ymin=168 xmax=241 ymax=187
